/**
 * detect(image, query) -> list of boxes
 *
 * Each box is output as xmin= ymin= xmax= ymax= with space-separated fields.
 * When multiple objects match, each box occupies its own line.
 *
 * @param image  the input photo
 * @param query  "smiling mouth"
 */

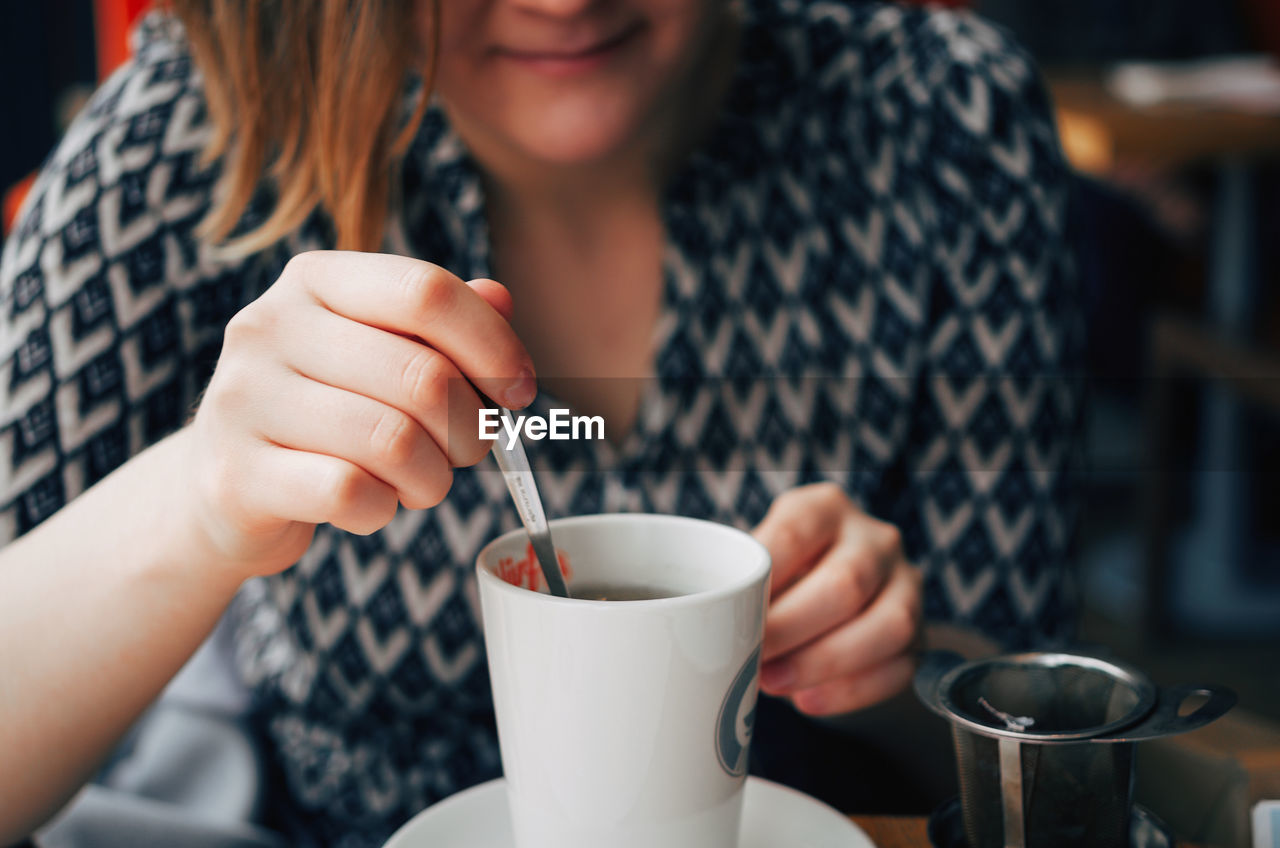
xmin=495 ymin=23 xmax=643 ymax=73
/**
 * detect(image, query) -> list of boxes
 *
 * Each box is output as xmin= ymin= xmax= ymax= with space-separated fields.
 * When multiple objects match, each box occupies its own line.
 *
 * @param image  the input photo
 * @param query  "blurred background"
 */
xmin=1 ymin=1 xmax=1278 ymax=845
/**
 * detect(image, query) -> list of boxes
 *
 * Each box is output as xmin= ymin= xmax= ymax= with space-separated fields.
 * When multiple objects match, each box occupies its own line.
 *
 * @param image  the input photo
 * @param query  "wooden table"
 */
xmin=1046 ymin=71 xmax=1280 ymax=175
xmin=851 ymin=815 xmax=929 ymax=846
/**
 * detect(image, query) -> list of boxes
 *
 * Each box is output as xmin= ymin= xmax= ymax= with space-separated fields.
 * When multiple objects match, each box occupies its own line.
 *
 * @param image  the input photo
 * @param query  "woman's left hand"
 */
xmin=753 ymin=482 xmax=923 ymax=717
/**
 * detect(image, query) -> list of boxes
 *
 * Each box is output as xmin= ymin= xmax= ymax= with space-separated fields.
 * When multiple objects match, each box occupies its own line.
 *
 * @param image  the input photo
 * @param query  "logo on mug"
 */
xmin=715 ymin=645 xmax=761 ymax=777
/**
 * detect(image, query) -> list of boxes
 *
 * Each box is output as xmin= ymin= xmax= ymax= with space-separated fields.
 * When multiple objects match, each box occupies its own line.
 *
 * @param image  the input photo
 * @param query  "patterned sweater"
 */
xmin=0 ymin=1 xmax=1081 ymax=844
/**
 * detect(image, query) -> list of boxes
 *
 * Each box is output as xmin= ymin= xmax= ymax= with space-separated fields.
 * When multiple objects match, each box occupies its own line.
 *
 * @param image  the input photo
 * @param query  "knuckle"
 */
xmin=368 ymin=409 xmax=418 ymax=467
xmin=402 ymin=348 xmax=450 ymax=411
xmin=398 ymin=491 xmax=428 ymax=511
xmin=838 ymin=555 xmax=880 ymax=608
xmin=203 ymin=359 xmax=256 ymax=416
xmin=399 ymin=465 xmax=449 ymax=510
xmin=418 ymin=467 xmax=453 ymax=509
xmin=445 ymin=418 xmax=489 ymax=468
xmin=321 ymin=462 xmax=368 ymax=515
xmin=456 ymin=436 xmax=490 ymax=468
xmin=879 ymin=522 xmax=904 ymax=555
xmin=805 ymin=653 xmax=838 ymax=689
xmin=814 ymin=481 xmax=845 ymax=500
xmin=224 ymin=302 xmax=275 ymax=345
xmin=399 ymin=264 xmax=456 ymax=320
xmin=345 ymin=498 xmax=398 ymax=536
xmin=771 ymin=521 xmax=806 ymax=558
xmin=222 ymin=308 xmax=252 ymax=344
xmin=367 ymin=489 xmax=401 ymax=533
xmin=766 ymin=483 xmax=804 ymax=513
xmin=809 ymin=481 xmax=847 ymax=508
xmin=888 ymin=600 xmax=920 ymax=647
xmin=282 ymin=250 xmax=324 ymax=282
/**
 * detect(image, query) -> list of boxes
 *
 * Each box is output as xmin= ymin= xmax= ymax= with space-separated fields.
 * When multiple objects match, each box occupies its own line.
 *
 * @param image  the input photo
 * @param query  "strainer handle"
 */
xmin=1107 ymin=683 xmax=1237 ymax=742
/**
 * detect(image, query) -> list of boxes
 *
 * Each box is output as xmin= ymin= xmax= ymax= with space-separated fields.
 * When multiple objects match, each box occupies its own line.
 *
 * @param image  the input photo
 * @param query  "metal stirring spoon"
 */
xmin=489 ymin=406 xmax=571 ymax=598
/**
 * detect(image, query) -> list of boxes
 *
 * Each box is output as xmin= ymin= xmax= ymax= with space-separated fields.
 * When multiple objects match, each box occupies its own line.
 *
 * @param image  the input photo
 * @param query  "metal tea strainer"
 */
xmin=915 ymin=651 xmax=1236 ymax=848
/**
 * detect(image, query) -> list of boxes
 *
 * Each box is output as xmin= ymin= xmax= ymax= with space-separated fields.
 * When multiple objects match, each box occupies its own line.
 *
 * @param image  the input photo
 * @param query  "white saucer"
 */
xmin=384 ymin=776 xmax=876 ymax=848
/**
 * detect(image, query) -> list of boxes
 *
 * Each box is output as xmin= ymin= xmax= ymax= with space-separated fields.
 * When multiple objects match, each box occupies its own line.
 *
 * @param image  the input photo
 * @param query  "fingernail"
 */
xmin=760 ymin=659 xmax=795 ymax=693
xmin=504 ymin=368 xmax=536 ymax=408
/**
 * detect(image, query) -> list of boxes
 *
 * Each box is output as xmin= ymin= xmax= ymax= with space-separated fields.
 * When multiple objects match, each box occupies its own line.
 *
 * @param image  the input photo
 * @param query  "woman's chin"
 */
xmin=493 ymin=92 xmax=652 ymax=169
xmin=510 ymin=121 xmax=644 ymax=169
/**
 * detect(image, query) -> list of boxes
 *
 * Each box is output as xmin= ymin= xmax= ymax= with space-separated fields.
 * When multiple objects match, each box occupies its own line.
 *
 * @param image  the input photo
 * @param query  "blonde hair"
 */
xmin=169 ymin=0 xmax=439 ymax=255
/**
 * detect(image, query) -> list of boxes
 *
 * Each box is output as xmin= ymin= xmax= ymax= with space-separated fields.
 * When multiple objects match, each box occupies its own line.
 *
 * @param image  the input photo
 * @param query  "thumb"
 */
xmin=466 ymin=278 xmax=515 ymax=323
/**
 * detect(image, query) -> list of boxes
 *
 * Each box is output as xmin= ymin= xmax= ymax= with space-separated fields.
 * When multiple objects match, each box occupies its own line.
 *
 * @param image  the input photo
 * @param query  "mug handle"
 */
xmin=1107 ymin=683 xmax=1237 ymax=742
xmin=912 ymin=650 xmax=966 ymax=718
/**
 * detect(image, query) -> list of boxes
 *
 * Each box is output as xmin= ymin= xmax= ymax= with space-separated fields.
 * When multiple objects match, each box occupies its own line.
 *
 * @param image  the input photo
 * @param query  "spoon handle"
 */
xmin=489 ymin=407 xmax=571 ymax=598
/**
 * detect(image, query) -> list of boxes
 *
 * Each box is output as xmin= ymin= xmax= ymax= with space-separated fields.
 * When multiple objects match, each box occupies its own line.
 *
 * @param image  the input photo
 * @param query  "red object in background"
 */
xmin=94 ymin=0 xmax=152 ymax=79
xmin=4 ymin=1 xmax=151 ymax=237
xmin=2 ymin=174 xmax=37 ymax=238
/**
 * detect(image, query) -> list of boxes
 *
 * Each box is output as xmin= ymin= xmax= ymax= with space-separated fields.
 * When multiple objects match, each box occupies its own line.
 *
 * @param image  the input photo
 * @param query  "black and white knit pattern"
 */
xmin=0 ymin=2 xmax=1081 ymax=844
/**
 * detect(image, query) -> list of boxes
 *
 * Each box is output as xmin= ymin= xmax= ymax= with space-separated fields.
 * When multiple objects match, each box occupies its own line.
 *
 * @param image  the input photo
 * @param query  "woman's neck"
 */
xmin=483 ymin=158 xmax=656 ymax=235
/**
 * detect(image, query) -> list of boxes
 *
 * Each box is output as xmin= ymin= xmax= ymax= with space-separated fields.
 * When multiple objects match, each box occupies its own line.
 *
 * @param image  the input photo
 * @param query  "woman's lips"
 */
xmin=495 ymin=25 xmax=641 ymax=78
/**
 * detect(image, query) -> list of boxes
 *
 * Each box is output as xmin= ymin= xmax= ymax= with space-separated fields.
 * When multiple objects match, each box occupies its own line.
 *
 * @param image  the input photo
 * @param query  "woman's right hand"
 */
xmin=184 ymin=250 xmax=535 ymax=578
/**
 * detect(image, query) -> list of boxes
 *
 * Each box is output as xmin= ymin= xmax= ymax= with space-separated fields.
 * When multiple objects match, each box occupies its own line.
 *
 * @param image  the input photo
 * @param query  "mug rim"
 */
xmin=475 ymin=513 xmax=772 ymax=609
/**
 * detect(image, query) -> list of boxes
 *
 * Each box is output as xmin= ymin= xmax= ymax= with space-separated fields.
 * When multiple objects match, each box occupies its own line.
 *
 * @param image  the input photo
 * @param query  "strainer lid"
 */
xmin=937 ymin=652 xmax=1157 ymax=742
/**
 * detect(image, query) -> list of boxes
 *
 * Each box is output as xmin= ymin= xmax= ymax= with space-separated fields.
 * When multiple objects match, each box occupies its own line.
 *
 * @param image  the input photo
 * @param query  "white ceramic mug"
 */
xmin=476 ymin=514 xmax=771 ymax=848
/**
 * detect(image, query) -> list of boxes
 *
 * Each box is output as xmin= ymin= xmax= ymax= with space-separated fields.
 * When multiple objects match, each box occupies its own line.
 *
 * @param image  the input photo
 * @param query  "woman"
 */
xmin=0 ymin=0 xmax=1079 ymax=845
